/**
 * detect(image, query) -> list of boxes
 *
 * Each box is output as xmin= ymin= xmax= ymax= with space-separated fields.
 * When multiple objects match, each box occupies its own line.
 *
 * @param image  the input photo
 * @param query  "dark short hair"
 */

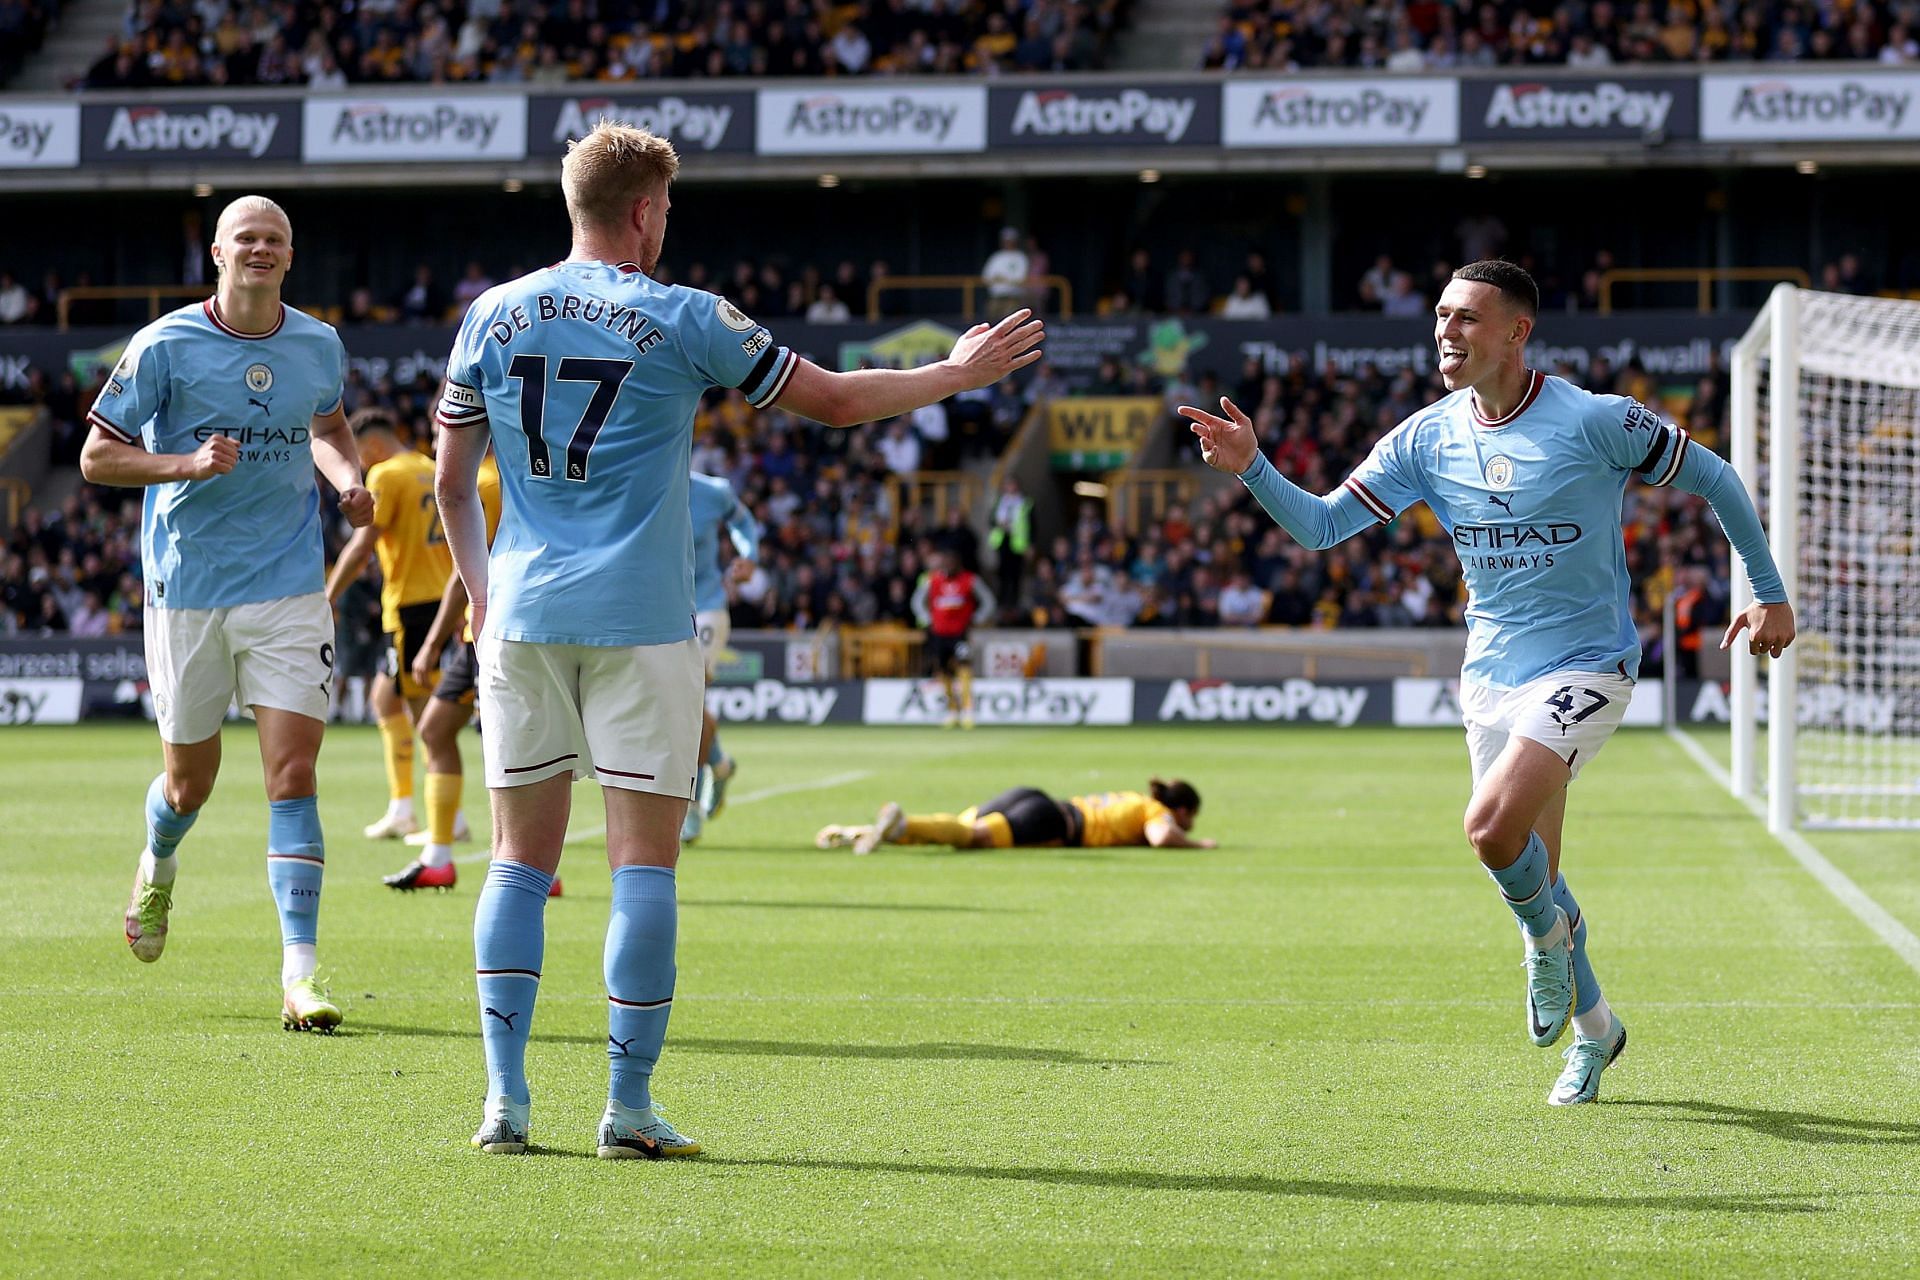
xmin=1452 ymin=259 xmax=1539 ymax=317
xmin=1150 ymin=777 xmax=1201 ymax=813
xmin=349 ymin=407 xmax=398 ymax=438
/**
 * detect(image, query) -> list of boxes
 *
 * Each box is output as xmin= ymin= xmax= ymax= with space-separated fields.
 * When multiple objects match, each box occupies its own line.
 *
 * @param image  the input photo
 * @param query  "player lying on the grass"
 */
xmin=323 ymin=409 xmax=462 ymax=844
xmin=80 ymin=195 xmax=372 ymax=1033
xmin=435 ymin=121 xmax=1044 ymax=1159
xmin=817 ymin=779 xmax=1215 ymax=854
xmin=681 ymin=468 xmax=759 ymax=846
xmin=1181 ymin=259 xmax=1794 ymax=1107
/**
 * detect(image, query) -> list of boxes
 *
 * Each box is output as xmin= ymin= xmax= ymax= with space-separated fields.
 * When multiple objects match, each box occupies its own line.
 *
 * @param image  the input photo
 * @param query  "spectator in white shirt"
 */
xmin=1220 ymin=275 xmax=1272 ymax=319
xmin=829 ymin=23 xmax=872 ymax=73
xmin=877 ymin=419 xmax=922 ymax=475
xmin=1217 ymin=570 xmax=1267 ymax=627
xmin=1380 ymin=271 xmax=1427 ymax=318
xmin=982 ymin=228 xmax=1031 ymax=320
xmin=806 ymin=284 xmax=852 ymax=323
xmin=0 ymin=272 xmax=33 ymax=325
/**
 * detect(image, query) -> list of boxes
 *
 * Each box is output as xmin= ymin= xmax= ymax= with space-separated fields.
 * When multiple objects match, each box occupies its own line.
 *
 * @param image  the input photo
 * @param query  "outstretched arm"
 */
xmin=1179 ymin=397 xmax=1382 ymax=551
xmin=1145 ymin=817 xmax=1216 ymax=850
xmin=1669 ymin=446 xmax=1796 ymax=658
xmin=775 ymin=310 xmax=1044 ymax=429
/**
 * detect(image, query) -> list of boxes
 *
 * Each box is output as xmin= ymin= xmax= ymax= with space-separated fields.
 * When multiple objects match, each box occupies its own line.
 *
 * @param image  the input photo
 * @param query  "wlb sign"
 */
xmin=1047 ymin=396 xmax=1159 ymax=470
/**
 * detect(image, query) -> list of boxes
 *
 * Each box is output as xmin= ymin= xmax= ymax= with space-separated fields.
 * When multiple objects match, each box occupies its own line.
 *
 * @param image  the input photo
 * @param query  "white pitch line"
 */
xmin=455 ymin=768 xmax=876 ymax=859
xmin=1666 ymin=726 xmax=1920 ymax=978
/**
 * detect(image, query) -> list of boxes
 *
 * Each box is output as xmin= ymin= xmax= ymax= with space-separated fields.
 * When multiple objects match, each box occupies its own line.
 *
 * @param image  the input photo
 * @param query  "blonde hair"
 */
xmin=214 ymin=194 xmax=291 ymax=239
xmin=561 ymin=122 xmax=679 ymax=233
xmin=212 ymin=195 xmax=292 ymax=279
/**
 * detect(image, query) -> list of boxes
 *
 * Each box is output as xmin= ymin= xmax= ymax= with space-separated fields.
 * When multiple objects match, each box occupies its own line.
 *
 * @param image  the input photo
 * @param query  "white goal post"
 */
xmin=1730 ymin=285 xmax=1920 ymax=832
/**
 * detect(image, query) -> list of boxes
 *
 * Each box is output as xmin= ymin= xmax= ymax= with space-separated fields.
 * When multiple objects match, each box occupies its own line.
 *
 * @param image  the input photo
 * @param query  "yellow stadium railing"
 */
xmin=885 ymin=470 xmax=983 ymax=545
xmin=1597 ymin=267 xmax=1811 ymax=316
xmin=1106 ymin=469 xmax=1197 ymax=537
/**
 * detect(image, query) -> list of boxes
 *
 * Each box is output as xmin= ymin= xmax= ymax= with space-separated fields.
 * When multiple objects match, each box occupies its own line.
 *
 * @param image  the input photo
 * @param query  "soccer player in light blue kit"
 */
xmin=1183 ymin=261 xmax=1797 ymax=1105
xmin=80 ymin=195 xmax=374 ymax=1032
xmin=435 ymin=122 xmax=1044 ymax=1156
xmin=680 ymin=469 xmax=760 ymax=846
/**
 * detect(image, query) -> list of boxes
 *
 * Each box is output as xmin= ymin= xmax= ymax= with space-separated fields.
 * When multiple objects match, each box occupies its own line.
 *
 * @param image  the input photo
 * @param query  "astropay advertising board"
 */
xmin=82 ymin=99 xmax=301 ymax=164
xmin=1701 ymin=71 xmax=1920 ymax=141
xmin=1222 ymin=77 xmax=1457 ymax=147
xmin=302 ymin=95 xmax=527 ymax=162
xmin=0 ymin=103 xmax=80 ymax=168
xmin=1460 ymin=76 xmax=1696 ymax=141
xmin=755 ymin=85 xmax=986 ymax=155
xmin=528 ymin=91 xmax=753 ymax=155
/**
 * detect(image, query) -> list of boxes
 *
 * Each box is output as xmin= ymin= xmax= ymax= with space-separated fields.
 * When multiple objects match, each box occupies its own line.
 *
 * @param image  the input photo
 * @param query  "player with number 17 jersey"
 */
xmin=439 ymin=263 xmax=795 ymax=651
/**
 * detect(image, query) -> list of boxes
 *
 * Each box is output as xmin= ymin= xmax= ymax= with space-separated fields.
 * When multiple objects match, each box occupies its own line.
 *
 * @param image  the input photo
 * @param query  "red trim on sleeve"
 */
xmin=1343 ymin=477 xmax=1393 ymax=523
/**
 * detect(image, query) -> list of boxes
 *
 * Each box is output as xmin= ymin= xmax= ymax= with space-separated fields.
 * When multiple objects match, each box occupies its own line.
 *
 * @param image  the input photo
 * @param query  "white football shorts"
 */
xmin=1462 ymin=669 xmax=1635 ymax=785
xmin=477 ymin=634 xmax=702 ymax=798
xmin=694 ymin=608 xmax=731 ymax=680
xmin=144 ymin=591 xmax=334 ymax=744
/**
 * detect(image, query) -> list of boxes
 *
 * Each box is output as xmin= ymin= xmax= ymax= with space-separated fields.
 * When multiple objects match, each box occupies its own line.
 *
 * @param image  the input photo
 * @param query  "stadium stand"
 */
xmin=1203 ymin=0 xmax=1920 ymax=69
xmin=69 ymin=0 xmax=1128 ymax=89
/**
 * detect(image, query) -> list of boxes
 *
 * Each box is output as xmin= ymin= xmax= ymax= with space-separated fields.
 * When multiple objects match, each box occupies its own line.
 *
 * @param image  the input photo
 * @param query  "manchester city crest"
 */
xmin=1485 ymin=455 xmax=1514 ymax=489
xmin=245 ymin=363 xmax=274 ymax=393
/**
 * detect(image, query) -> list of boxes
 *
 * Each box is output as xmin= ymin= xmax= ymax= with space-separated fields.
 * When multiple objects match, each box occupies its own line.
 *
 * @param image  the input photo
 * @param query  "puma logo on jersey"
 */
xmin=1489 ymin=494 xmax=1515 ymax=515
xmin=247 ymin=396 xmax=272 ymax=416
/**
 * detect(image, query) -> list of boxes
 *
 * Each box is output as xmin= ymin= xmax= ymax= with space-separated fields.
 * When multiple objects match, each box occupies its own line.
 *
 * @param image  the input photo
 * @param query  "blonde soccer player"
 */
xmin=83 ymin=195 xmax=372 ymax=1031
xmin=435 ymin=121 xmax=1044 ymax=1157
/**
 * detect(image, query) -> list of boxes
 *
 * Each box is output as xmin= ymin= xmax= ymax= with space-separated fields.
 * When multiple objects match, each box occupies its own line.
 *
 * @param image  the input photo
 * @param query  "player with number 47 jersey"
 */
xmin=1183 ymin=259 xmax=1795 ymax=1108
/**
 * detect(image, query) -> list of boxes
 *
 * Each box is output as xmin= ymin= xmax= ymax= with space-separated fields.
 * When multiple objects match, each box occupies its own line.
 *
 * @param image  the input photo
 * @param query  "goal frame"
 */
xmin=1728 ymin=284 xmax=1798 ymax=834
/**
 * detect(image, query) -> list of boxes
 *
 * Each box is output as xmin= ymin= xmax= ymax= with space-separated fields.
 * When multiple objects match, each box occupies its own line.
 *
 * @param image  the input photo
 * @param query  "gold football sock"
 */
xmin=425 ymin=771 xmax=462 ymax=845
xmin=956 ymin=666 xmax=974 ymax=713
xmin=377 ymin=713 xmax=415 ymax=803
xmin=977 ymin=812 xmax=1014 ymax=848
xmin=903 ymin=813 xmax=973 ymax=848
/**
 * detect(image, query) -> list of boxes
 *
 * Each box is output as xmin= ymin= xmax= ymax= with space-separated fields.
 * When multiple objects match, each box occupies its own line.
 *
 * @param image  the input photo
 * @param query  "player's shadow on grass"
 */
xmin=672 ymin=1036 xmax=1161 ymax=1066
xmin=1612 ymin=1098 xmax=1920 ymax=1146
xmin=345 ymin=1022 xmax=1159 ymax=1066
xmin=700 ymin=1157 xmax=1823 ymax=1214
xmin=681 ymin=898 xmax=1024 ymax=913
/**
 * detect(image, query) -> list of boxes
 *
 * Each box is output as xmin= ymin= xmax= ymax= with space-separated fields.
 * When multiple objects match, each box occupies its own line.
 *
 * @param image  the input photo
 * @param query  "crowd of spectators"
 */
xmin=0 ymin=342 xmax=1740 ymax=692
xmin=78 ymin=0 xmax=1124 ymax=90
xmin=1205 ymin=0 xmax=1920 ymax=71
xmin=0 ymin=0 xmax=53 ymax=87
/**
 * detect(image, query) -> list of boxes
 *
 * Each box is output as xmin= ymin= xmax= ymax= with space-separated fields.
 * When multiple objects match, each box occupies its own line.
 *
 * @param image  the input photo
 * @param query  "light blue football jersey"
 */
xmin=87 ymin=300 xmax=346 ymax=610
xmin=1345 ymin=372 xmax=1705 ymax=688
xmin=438 ymin=261 xmax=795 ymax=646
xmin=689 ymin=470 xmax=760 ymax=615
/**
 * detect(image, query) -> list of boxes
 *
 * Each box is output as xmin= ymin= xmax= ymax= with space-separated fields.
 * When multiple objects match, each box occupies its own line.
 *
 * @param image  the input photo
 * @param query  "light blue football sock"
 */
xmin=474 ymin=860 xmax=553 ymax=1108
xmin=146 ymin=774 xmax=198 ymax=861
xmin=706 ymin=736 xmax=725 ymax=768
xmin=605 ymin=865 xmax=677 ymax=1111
xmin=265 ymin=796 xmax=324 ymax=947
xmin=1553 ymin=874 xmax=1602 ymax=1015
xmin=1487 ymin=831 xmax=1558 ymax=938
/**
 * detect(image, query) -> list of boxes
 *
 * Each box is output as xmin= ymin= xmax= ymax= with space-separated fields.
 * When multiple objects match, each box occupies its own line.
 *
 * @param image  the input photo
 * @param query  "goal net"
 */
xmin=1731 ymin=287 xmax=1920 ymax=831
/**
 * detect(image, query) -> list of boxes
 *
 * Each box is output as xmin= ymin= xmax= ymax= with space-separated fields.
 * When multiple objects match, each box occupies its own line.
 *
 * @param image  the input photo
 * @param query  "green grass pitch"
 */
xmin=3 ymin=721 xmax=1918 ymax=1278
